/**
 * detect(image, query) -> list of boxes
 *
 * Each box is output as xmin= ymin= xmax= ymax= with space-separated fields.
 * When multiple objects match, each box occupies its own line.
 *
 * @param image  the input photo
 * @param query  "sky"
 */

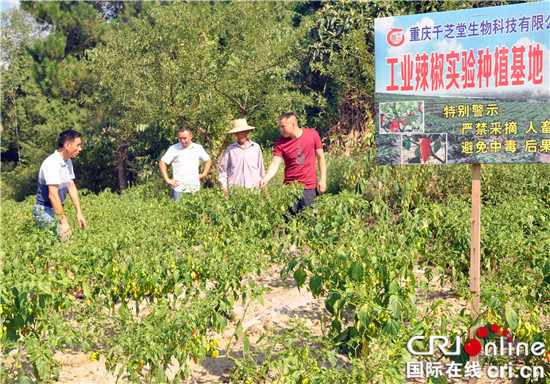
xmin=374 ymin=1 xmax=550 ymax=100
xmin=1 ymin=0 xmax=19 ymax=13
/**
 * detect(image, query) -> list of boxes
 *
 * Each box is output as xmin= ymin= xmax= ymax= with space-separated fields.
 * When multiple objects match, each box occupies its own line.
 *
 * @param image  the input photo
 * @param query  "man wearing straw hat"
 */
xmin=218 ymin=118 xmax=265 ymax=196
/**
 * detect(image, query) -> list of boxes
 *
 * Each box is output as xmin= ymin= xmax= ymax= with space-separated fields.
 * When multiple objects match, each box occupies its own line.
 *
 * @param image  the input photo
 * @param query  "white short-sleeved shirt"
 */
xmin=160 ymin=142 xmax=210 ymax=193
xmin=36 ymin=150 xmax=75 ymax=207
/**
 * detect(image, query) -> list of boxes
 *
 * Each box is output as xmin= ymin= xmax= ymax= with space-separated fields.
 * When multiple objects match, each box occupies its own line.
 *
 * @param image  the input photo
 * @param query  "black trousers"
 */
xmin=287 ymin=188 xmax=319 ymax=217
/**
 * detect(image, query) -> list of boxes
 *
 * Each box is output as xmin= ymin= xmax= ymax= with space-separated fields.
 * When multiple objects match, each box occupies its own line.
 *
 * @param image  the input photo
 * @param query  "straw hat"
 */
xmin=228 ymin=118 xmax=255 ymax=134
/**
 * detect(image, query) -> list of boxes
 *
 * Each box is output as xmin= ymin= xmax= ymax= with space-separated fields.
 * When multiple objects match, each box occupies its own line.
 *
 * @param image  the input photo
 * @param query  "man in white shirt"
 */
xmin=159 ymin=127 xmax=212 ymax=201
xmin=33 ymin=129 xmax=87 ymax=239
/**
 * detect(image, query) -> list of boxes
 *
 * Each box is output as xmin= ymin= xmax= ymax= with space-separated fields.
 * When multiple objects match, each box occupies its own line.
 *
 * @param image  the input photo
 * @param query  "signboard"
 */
xmin=375 ymin=1 xmax=550 ymax=165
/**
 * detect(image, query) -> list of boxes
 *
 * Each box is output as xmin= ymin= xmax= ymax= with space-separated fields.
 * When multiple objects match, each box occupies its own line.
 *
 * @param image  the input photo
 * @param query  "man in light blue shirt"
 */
xmin=159 ymin=127 xmax=212 ymax=201
xmin=34 ymin=130 xmax=87 ymax=239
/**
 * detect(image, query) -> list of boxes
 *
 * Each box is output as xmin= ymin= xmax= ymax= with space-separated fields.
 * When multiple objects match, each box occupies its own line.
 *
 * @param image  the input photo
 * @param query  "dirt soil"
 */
xmin=49 ymin=265 xmax=519 ymax=384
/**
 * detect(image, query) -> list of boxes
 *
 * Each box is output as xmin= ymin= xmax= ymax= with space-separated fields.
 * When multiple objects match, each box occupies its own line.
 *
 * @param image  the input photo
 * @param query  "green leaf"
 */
xmin=424 ymin=268 xmax=434 ymax=282
xmin=182 ymin=365 xmax=190 ymax=380
xmin=19 ymin=375 xmax=33 ymax=384
xmin=326 ymin=350 xmax=338 ymax=367
xmin=388 ymin=295 xmax=404 ymax=318
xmin=315 ymin=223 xmax=322 ymax=235
xmin=7 ymin=327 xmax=18 ymax=341
xmin=256 ymin=295 xmax=264 ymax=306
xmin=505 ymin=306 xmax=519 ymax=331
xmin=293 ymin=268 xmax=307 ymax=289
xmin=82 ymin=282 xmax=91 ymax=299
xmin=325 ymin=292 xmax=341 ymax=315
xmin=81 ymin=340 xmax=91 ymax=353
xmin=35 ymin=358 xmax=50 ymax=380
xmin=118 ymin=303 xmax=130 ymax=320
xmin=357 ymin=305 xmax=371 ymax=327
xmin=155 ymin=365 xmax=166 ymax=382
xmin=235 ymin=322 xmax=243 ymax=338
xmin=488 ymin=297 xmax=500 ymax=309
xmin=308 ymin=275 xmax=322 ymax=296
xmin=348 ymin=262 xmax=363 ymax=282
xmin=38 ymin=282 xmax=52 ymax=295
xmin=287 ymin=260 xmax=298 ymax=271
xmin=429 ymin=376 xmax=448 ymax=384
xmin=433 ymin=140 xmax=442 ymax=154
xmin=381 ymin=319 xmax=400 ymax=336
xmin=388 ymin=281 xmax=399 ymax=295
xmin=450 ymin=341 xmax=470 ymax=365
xmin=335 ymin=328 xmax=348 ymax=342
xmin=243 ymin=333 xmax=250 ymax=353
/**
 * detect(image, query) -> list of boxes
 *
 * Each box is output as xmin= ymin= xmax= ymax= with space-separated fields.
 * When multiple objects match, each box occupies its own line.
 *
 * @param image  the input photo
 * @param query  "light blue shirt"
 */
xmin=36 ymin=150 xmax=75 ymax=208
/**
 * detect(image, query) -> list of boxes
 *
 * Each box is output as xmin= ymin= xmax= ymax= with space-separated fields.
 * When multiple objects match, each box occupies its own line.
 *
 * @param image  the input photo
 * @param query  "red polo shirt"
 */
xmin=273 ymin=128 xmax=322 ymax=189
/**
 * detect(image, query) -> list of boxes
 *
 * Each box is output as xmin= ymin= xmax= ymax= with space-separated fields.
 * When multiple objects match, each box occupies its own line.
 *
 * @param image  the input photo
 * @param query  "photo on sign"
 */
xmin=401 ymin=133 xmax=447 ymax=164
xmin=379 ymin=101 xmax=424 ymax=134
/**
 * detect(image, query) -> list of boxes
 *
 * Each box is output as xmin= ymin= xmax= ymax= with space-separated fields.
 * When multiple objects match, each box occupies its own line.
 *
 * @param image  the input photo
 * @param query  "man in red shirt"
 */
xmin=259 ymin=112 xmax=327 ymax=215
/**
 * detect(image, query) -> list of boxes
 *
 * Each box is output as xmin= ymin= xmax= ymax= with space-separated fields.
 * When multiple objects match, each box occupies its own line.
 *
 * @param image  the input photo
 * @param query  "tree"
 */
xmin=88 ymin=2 xmax=319 ymax=190
xmin=0 ymin=8 xmax=59 ymax=200
xmin=307 ymin=0 xmax=516 ymax=152
xmin=1 ymin=2 xmax=155 ymax=199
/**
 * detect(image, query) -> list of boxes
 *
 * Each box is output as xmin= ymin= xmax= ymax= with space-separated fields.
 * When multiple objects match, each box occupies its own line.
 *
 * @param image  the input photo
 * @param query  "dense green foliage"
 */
xmin=2 ymin=1 xmax=547 ymax=383
xmin=1 ymin=184 xmax=301 ymax=383
xmin=87 ymin=1 xmax=317 ymax=191
xmin=2 ymin=158 xmax=549 ymax=383
xmin=1 ymin=0 xmax=522 ymax=200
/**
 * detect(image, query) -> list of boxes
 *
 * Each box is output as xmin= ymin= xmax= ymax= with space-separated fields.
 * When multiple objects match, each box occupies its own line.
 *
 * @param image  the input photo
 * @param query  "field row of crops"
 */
xmin=2 ymin=155 xmax=550 ymax=383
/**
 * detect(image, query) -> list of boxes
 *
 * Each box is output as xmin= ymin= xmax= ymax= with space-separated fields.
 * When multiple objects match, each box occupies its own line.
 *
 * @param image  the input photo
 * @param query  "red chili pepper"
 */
xmin=420 ymin=138 xmax=431 ymax=162
xmin=400 ymin=118 xmax=407 ymax=126
xmin=380 ymin=114 xmax=384 ymax=125
xmin=393 ymin=119 xmax=399 ymax=128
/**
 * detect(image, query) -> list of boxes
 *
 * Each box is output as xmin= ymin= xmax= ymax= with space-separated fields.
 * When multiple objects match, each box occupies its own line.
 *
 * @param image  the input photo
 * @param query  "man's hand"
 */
xmin=167 ymin=179 xmax=179 ymax=188
xmin=258 ymin=177 xmax=269 ymax=189
xmin=159 ymin=161 xmax=180 ymax=188
xmin=201 ymin=159 xmax=212 ymax=180
xmin=317 ymin=179 xmax=327 ymax=194
xmin=315 ymin=148 xmax=327 ymax=195
xmin=60 ymin=221 xmax=72 ymax=240
xmin=259 ymin=157 xmax=281 ymax=189
xmin=222 ymin=188 xmax=229 ymax=196
xmin=76 ymin=213 xmax=87 ymax=229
